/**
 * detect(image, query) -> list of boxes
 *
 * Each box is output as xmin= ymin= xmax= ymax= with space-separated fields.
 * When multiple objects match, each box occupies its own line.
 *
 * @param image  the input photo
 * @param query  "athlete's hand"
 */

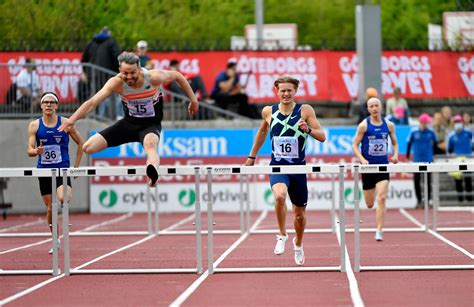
xmin=188 ymin=99 xmax=199 ymax=116
xmin=245 ymin=158 xmax=256 ymax=166
xmin=36 ymin=141 xmax=44 ymax=156
xmin=390 ymin=154 xmax=399 ymax=164
xmin=360 ymin=158 xmax=369 ymax=165
xmin=298 ymin=120 xmax=310 ymax=133
xmin=58 ymin=118 xmax=74 ymax=132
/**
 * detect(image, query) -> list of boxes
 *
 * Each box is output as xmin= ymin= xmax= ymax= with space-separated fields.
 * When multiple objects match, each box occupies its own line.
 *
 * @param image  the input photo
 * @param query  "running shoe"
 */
xmin=293 ymin=237 xmax=305 ymax=266
xmin=375 ymin=231 xmax=384 ymax=241
xmin=48 ymin=238 xmax=60 ymax=254
xmin=274 ymin=234 xmax=288 ymax=255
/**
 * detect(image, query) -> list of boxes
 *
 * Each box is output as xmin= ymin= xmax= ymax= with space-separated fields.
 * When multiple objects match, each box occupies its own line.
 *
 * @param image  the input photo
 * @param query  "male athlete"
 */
xmin=245 ymin=76 xmax=326 ymax=265
xmin=352 ymin=97 xmax=399 ymax=241
xmin=27 ymin=92 xmax=84 ymax=253
xmin=59 ymin=52 xmax=199 ymax=186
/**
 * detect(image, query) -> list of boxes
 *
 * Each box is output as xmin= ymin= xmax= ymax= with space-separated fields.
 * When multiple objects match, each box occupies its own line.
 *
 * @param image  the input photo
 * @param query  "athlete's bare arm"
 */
xmin=352 ymin=120 xmax=369 ymax=164
xmin=299 ymin=104 xmax=326 ymax=142
xmin=64 ymin=118 xmax=84 ymax=168
xmin=387 ymin=121 xmax=399 ymax=164
xmin=27 ymin=120 xmax=42 ymax=157
xmin=245 ymin=106 xmax=272 ymax=166
xmin=58 ymin=77 xmax=122 ymax=132
xmin=149 ymin=70 xmax=199 ymax=115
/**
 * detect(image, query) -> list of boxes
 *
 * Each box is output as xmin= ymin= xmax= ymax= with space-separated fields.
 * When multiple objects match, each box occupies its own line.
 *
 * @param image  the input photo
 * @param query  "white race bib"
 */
xmin=128 ymin=98 xmax=155 ymax=118
xmin=41 ymin=145 xmax=62 ymax=164
xmin=273 ymin=136 xmax=298 ymax=159
xmin=368 ymin=139 xmax=387 ymax=156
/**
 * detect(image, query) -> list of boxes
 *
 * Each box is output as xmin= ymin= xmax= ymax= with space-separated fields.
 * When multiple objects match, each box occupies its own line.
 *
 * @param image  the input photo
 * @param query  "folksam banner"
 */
xmin=90 ymin=127 xmax=416 ymax=212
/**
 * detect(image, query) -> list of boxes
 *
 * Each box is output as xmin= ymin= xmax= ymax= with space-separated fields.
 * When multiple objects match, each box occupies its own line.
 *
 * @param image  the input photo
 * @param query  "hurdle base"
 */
xmin=213 ymin=266 xmax=342 ymax=273
xmin=70 ymin=268 xmax=199 ymax=274
xmin=359 ymin=264 xmax=474 ymax=271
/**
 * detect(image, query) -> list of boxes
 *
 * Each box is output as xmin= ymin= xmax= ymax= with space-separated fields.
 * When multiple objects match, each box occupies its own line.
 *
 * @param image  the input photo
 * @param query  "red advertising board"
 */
xmin=1 ymin=51 xmax=472 ymax=104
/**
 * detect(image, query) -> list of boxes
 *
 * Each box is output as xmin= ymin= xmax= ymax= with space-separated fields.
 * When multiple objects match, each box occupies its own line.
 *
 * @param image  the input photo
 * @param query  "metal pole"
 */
xmin=433 ymin=172 xmax=439 ymax=232
xmin=246 ymin=175 xmax=251 ymax=232
xmin=62 ymin=169 xmax=70 ymax=276
xmin=154 ymin=186 xmax=159 ymax=235
xmin=331 ymin=174 xmax=336 ymax=233
xmin=338 ymin=165 xmax=346 ymax=272
xmin=239 ymin=175 xmax=244 ymax=234
xmin=207 ymin=167 xmax=214 ymax=274
xmin=353 ymin=165 xmax=361 ymax=272
xmin=424 ymin=172 xmax=429 ymax=232
xmin=255 ymin=0 xmax=264 ymax=50
xmin=194 ymin=167 xmax=203 ymax=274
xmin=146 ymin=184 xmax=152 ymax=235
xmin=51 ymin=169 xmax=59 ymax=276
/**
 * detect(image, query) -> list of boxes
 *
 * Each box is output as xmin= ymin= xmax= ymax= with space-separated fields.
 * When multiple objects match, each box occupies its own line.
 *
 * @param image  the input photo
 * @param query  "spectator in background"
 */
xmin=210 ymin=61 xmax=258 ymax=119
xmin=447 ymin=115 xmax=473 ymax=202
xmin=440 ymin=106 xmax=454 ymax=131
xmin=431 ymin=112 xmax=448 ymax=155
xmin=136 ymin=40 xmax=153 ymax=70
xmin=358 ymin=87 xmax=378 ymax=123
xmin=386 ymin=87 xmax=409 ymax=117
xmin=462 ymin=112 xmax=473 ymax=152
xmin=386 ymin=105 xmax=408 ymax=125
xmin=16 ymin=57 xmax=42 ymax=113
xmin=169 ymin=59 xmax=209 ymax=101
xmin=81 ymin=26 xmax=122 ymax=118
xmin=406 ymin=113 xmax=437 ymax=208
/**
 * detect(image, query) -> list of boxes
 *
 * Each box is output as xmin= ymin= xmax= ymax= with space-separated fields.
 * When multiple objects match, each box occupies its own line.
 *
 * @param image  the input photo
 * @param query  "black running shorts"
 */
xmin=38 ymin=176 xmax=72 ymax=196
xmin=361 ymin=173 xmax=390 ymax=190
xmin=98 ymin=118 xmax=162 ymax=147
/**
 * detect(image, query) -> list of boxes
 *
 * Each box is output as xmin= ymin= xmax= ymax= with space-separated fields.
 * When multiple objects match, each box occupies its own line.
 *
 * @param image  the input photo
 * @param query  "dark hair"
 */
xmin=40 ymin=91 xmax=59 ymax=103
xmin=274 ymin=76 xmax=300 ymax=90
xmin=226 ymin=62 xmax=237 ymax=69
xmin=117 ymin=52 xmax=140 ymax=66
xmin=169 ymin=59 xmax=179 ymax=67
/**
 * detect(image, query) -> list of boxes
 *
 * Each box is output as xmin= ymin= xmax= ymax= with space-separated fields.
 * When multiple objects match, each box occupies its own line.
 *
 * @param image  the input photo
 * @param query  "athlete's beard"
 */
xmin=126 ymin=77 xmax=138 ymax=86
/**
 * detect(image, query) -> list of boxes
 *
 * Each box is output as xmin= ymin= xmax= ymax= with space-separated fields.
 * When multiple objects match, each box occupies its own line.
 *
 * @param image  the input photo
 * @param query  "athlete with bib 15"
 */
xmin=59 ymin=52 xmax=199 ymax=187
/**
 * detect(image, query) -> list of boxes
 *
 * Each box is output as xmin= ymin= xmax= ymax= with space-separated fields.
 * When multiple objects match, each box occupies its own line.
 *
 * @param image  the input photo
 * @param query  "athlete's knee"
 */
xmin=366 ymin=201 xmax=375 ymax=209
xmin=294 ymin=211 xmax=305 ymax=222
xmin=82 ymin=142 xmax=94 ymax=155
xmin=143 ymin=140 xmax=158 ymax=151
xmin=377 ymin=194 xmax=387 ymax=204
xmin=274 ymin=192 xmax=286 ymax=205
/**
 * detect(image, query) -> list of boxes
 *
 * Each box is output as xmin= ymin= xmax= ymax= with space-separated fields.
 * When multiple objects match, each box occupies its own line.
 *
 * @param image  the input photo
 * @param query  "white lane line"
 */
xmin=75 ymin=213 xmax=133 ymax=232
xmin=169 ymin=210 xmax=268 ymax=307
xmin=0 ymin=218 xmax=44 ymax=233
xmin=161 ymin=213 xmax=196 ymax=232
xmin=335 ymin=216 xmax=365 ymax=307
xmin=0 ymin=213 xmax=133 ymax=254
xmin=0 ymin=213 xmax=196 ymax=305
xmin=0 ymin=238 xmax=53 ymax=254
xmin=0 ymin=274 xmax=64 ymax=306
xmin=400 ymin=208 xmax=474 ymax=259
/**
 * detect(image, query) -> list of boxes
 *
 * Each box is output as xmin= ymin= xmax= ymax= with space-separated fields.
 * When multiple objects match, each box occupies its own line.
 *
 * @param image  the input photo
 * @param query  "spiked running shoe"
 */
xmin=274 ymin=234 xmax=288 ymax=255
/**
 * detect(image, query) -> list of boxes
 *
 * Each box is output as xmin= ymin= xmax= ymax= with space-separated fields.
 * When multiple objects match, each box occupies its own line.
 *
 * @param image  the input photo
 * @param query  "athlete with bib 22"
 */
xmin=59 ymin=52 xmax=199 ymax=186
xmin=352 ymin=97 xmax=399 ymax=242
xmin=27 ymin=92 xmax=84 ymax=253
xmin=245 ymin=76 xmax=326 ymax=266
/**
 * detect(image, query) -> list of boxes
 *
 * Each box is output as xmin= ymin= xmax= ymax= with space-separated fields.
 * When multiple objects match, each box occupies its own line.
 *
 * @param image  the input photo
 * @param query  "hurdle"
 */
xmin=59 ymin=165 xmax=205 ymax=275
xmin=352 ymin=162 xmax=474 ymax=272
xmin=203 ymin=164 xmax=347 ymax=274
xmin=0 ymin=168 xmax=61 ymax=276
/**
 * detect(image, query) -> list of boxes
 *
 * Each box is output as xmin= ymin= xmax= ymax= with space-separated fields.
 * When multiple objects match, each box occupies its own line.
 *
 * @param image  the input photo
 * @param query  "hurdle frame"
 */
xmin=0 ymin=168 xmax=60 ymax=276
xmin=204 ymin=164 xmax=347 ymax=274
xmin=352 ymin=162 xmax=474 ymax=272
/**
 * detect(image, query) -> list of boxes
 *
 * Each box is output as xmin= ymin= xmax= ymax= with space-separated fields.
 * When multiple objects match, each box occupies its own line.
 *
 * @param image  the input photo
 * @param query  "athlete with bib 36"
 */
xmin=59 ymin=52 xmax=199 ymax=187
xmin=27 ymin=92 xmax=84 ymax=253
xmin=352 ymin=97 xmax=399 ymax=242
xmin=245 ymin=76 xmax=326 ymax=265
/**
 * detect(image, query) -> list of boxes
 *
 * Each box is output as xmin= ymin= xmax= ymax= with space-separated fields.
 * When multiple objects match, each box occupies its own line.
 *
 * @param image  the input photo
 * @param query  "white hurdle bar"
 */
xmin=203 ymin=164 xmax=347 ymax=274
xmin=0 ymin=168 xmax=60 ymax=276
xmin=353 ymin=162 xmax=474 ymax=272
xmin=60 ymin=166 xmax=204 ymax=275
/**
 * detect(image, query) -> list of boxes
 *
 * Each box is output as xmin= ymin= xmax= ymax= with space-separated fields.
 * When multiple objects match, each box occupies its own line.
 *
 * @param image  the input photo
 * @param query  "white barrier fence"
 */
xmin=0 ymin=162 xmax=473 ymax=276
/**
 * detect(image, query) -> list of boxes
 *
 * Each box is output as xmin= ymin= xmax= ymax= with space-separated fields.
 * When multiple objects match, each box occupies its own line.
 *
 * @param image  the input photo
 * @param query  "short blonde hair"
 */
xmin=274 ymin=76 xmax=300 ymax=90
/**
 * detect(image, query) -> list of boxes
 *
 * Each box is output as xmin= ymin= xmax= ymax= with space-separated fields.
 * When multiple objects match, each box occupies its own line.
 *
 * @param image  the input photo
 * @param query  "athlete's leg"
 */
xmin=41 ymin=195 xmax=53 ymax=233
xmin=57 ymin=184 xmax=73 ymax=204
xmin=143 ymin=132 xmax=160 ymax=187
xmin=83 ymin=133 xmax=108 ymax=155
xmin=375 ymin=180 xmax=389 ymax=231
xmin=363 ymin=188 xmax=376 ymax=209
xmin=272 ymin=183 xmax=288 ymax=236
xmin=292 ymin=204 xmax=306 ymax=246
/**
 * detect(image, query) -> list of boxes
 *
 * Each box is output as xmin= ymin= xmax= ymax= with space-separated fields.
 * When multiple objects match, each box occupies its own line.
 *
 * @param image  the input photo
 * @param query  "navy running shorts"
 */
xmin=270 ymin=173 xmax=308 ymax=207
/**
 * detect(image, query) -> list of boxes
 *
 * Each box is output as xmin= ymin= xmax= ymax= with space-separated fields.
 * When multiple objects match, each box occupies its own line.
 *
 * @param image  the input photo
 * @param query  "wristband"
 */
xmin=247 ymin=156 xmax=256 ymax=160
xmin=307 ymin=127 xmax=312 ymax=134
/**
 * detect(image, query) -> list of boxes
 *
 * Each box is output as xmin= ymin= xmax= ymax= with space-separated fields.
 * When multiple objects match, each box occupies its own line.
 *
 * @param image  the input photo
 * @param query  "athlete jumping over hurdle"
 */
xmin=27 ymin=92 xmax=84 ymax=253
xmin=58 ymin=52 xmax=199 ymax=187
xmin=245 ymin=76 xmax=326 ymax=265
xmin=352 ymin=97 xmax=399 ymax=241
